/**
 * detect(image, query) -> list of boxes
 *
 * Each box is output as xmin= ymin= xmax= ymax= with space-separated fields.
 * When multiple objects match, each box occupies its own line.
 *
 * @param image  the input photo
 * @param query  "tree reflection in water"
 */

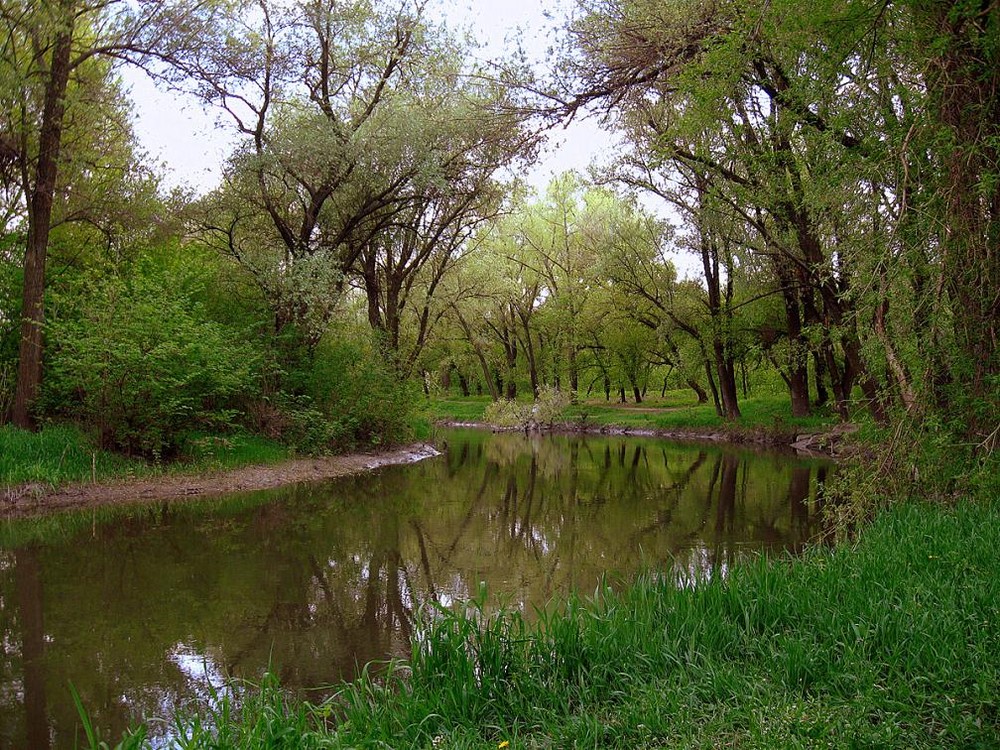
xmin=0 ymin=429 xmax=829 ymax=747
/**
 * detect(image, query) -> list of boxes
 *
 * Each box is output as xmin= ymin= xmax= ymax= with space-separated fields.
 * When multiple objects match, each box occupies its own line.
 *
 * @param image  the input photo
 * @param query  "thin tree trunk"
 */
xmin=704 ymin=360 xmax=722 ymax=416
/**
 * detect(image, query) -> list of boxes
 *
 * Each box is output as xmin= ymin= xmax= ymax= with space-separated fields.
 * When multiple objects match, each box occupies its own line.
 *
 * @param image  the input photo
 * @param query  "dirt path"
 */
xmin=1 ymin=443 xmax=441 ymax=521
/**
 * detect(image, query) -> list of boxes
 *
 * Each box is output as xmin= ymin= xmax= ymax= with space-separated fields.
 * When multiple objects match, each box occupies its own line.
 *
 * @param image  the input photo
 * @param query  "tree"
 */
xmin=903 ymin=1 xmax=999 ymax=419
xmin=562 ymin=0 xmax=898 ymax=421
xmin=0 ymin=0 xmax=219 ymax=428
xmin=189 ymin=0 xmax=535 ymax=362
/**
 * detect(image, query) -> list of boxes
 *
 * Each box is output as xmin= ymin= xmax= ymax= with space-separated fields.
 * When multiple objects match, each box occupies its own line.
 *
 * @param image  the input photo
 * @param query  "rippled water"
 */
xmin=0 ymin=428 xmax=830 ymax=747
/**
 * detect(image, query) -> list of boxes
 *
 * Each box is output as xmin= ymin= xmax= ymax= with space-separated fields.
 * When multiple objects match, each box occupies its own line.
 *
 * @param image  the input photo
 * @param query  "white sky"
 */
xmin=124 ymin=0 xmax=618 ymax=195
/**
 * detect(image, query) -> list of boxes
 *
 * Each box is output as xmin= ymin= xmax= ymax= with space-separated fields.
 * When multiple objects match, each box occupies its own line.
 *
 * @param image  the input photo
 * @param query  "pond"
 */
xmin=0 ymin=428 xmax=830 ymax=747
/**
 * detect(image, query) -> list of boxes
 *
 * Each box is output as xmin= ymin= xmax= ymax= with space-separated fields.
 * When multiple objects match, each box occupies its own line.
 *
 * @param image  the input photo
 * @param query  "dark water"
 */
xmin=0 ymin=429 xmax=829 ymax=747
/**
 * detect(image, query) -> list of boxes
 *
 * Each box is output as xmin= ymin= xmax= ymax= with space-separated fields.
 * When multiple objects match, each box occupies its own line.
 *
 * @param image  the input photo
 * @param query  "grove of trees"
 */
xmin=1 ymin=0 xmax=996 ymax=472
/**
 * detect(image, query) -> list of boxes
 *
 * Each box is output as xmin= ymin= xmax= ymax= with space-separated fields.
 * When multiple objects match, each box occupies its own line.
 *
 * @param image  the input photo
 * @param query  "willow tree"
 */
xmin=559 ymin=0 xmax=920 ymax=421
xmin=349 ymin=62 xmax=534 ymax=375
xmin=902 ymin=1 xmax=1000 ymax=422
xmin=190 ymin=0 xmax=536 ymax=363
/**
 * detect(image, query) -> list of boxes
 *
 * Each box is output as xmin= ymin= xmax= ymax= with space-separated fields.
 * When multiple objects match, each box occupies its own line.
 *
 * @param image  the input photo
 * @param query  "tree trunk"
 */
xmin=568 ymin=344 xmax=579 ymax=402
xmin=812 ymin=351 xmax=829 ymax=407
xmin=12 ymin=15 xmax=74 ymax=429
xmin=923 ymin=3 xmax=1000 ymax=415
xmin=777 ymin=266 xmax=811 ymax=418
xmin=518 ymin=310 xmax=539 ymax=396
xmin=686 ymin=378 xmax=708 ymax=404
xmin=714 ymin=340 xmax=741 ymax=420
xmin=453 ymin=307 xmax=499 ymax=400
xmin=704 ymin=360 xmax=722 ymax=416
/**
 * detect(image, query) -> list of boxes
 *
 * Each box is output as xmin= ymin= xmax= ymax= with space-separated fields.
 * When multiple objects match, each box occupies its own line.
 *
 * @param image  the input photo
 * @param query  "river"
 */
xmin=0 ymin=428 xmax=830 ymax=747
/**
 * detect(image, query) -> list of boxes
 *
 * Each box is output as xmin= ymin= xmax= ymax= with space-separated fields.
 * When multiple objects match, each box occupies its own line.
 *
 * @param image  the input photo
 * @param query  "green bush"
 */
xmin=0 ymin=247 xmax=19 ymax=420
xmin=305 ymin=333 xmax=417 ymax=450
xmin=533 ymin=384 xmax=571 ymax=426
xmin=43 ymin=259 xmax=259 ymax=457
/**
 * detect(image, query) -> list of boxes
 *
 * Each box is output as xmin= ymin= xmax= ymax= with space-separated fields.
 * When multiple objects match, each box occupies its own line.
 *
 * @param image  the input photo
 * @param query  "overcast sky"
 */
xmin=123 ymin=0 xmax=618 ymax=195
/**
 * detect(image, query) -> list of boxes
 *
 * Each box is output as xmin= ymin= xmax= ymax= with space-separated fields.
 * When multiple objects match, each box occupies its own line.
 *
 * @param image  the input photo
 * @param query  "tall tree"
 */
xmin=562 ymin=0 xmax=895 ymax=421
xmin=0 ymin=0 xmax=218 ymax=427
xmin=190 ymin=0 xmax=535 ymax=355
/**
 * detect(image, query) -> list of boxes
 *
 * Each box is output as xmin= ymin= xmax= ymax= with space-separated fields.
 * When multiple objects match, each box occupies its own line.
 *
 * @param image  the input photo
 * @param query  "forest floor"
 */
xmin=0 ymin=442 xmax=440 ymax=520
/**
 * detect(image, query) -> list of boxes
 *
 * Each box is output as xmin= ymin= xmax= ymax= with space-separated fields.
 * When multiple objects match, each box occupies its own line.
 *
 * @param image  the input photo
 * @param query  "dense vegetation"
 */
xmin=1 ymin=0 xmax=998 ymax=745
xmin=2 ymin=0 xmax=997 ymax=492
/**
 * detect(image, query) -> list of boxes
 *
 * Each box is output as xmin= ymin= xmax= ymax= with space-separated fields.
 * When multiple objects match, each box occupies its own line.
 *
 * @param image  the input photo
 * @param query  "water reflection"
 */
xmin=0 ymin=429 xmax=829 ymax=747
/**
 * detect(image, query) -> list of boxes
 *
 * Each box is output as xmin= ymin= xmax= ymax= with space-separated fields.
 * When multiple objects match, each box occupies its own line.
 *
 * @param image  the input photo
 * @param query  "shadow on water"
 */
xmin=0 ymin=428 xmax=830 ymax=747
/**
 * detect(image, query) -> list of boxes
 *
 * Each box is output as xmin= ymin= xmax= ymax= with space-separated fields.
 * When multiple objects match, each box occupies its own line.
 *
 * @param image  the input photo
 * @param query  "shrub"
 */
xmin=533 ymin=384 xmax=571 ymax=426
xmin=305 ymin=333 xmax=417 ymax=450
xmin=483 ymin=386 xmax=570 ymax=430
xmin=483 ymin=397 xmax=531 ymax=428
xmin=43 ymin=260 xmax=259 ymax=457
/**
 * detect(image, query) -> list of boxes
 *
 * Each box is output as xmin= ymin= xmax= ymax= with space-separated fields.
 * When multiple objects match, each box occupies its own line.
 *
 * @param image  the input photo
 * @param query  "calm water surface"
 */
xmin=0 ymin=429 xmax=830 ymax=747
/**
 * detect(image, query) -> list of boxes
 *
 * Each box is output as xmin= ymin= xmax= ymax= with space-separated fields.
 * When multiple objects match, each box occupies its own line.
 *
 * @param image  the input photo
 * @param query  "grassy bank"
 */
xmin=105 ymin=495 xmax=998 ymax=749
xmin=427 ymin=393 xmax=836 ymax=434
xmin=1 ymin=424 xmax=290 ymax=489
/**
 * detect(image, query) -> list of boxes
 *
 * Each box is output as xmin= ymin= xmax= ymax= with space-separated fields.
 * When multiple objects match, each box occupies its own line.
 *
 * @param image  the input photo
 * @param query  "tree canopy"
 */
xmin=0 ymin=0 xmax=995 ymax=480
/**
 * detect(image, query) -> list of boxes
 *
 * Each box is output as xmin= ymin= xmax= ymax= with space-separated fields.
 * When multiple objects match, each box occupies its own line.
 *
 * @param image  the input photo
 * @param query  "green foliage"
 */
xmin=177 ymin=432 xmax=290 ymax=471
xmin=0 ymin=246 xmax=20 ymax=418
xmin=43 ymin=256 xmax=259 ymax=457
xmin=827 ymin=408 xmax=1000 ymax=537
xmin=257 ymin=331 xmax=419 ymax=455
xmin=0 ymin=423 xmax=292 ymax=491
xmin=0 ymin=424 xmax=143 ymax=487
xmin=307 ymin=334 xmax=417 ymax=449
xmin=533 ymin=384 xmax=571 ymax=426
xmin=71 ymin=682 xmax=147 ymax=750
xmin=0 ymin=358 xmax=12 ymax=423
xmin=482 ymin=397 xmax=531 ymax=428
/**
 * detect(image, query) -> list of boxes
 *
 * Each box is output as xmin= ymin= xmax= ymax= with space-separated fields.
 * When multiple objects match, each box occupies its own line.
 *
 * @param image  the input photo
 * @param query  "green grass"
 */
xmin=424 ymin=395 xmax=494 ymax=422
xmin=0 ymin=424 xmax=145 ymax=487
xmin=115 ymin=495 xmax=999 ymax=749
xmin=1 ymin=424 xmax=292 ymax=490
xmin=428 ymin=392 xmax=836 ymax=433
xmin=176 ymin=432 xmax=291 ymax=472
